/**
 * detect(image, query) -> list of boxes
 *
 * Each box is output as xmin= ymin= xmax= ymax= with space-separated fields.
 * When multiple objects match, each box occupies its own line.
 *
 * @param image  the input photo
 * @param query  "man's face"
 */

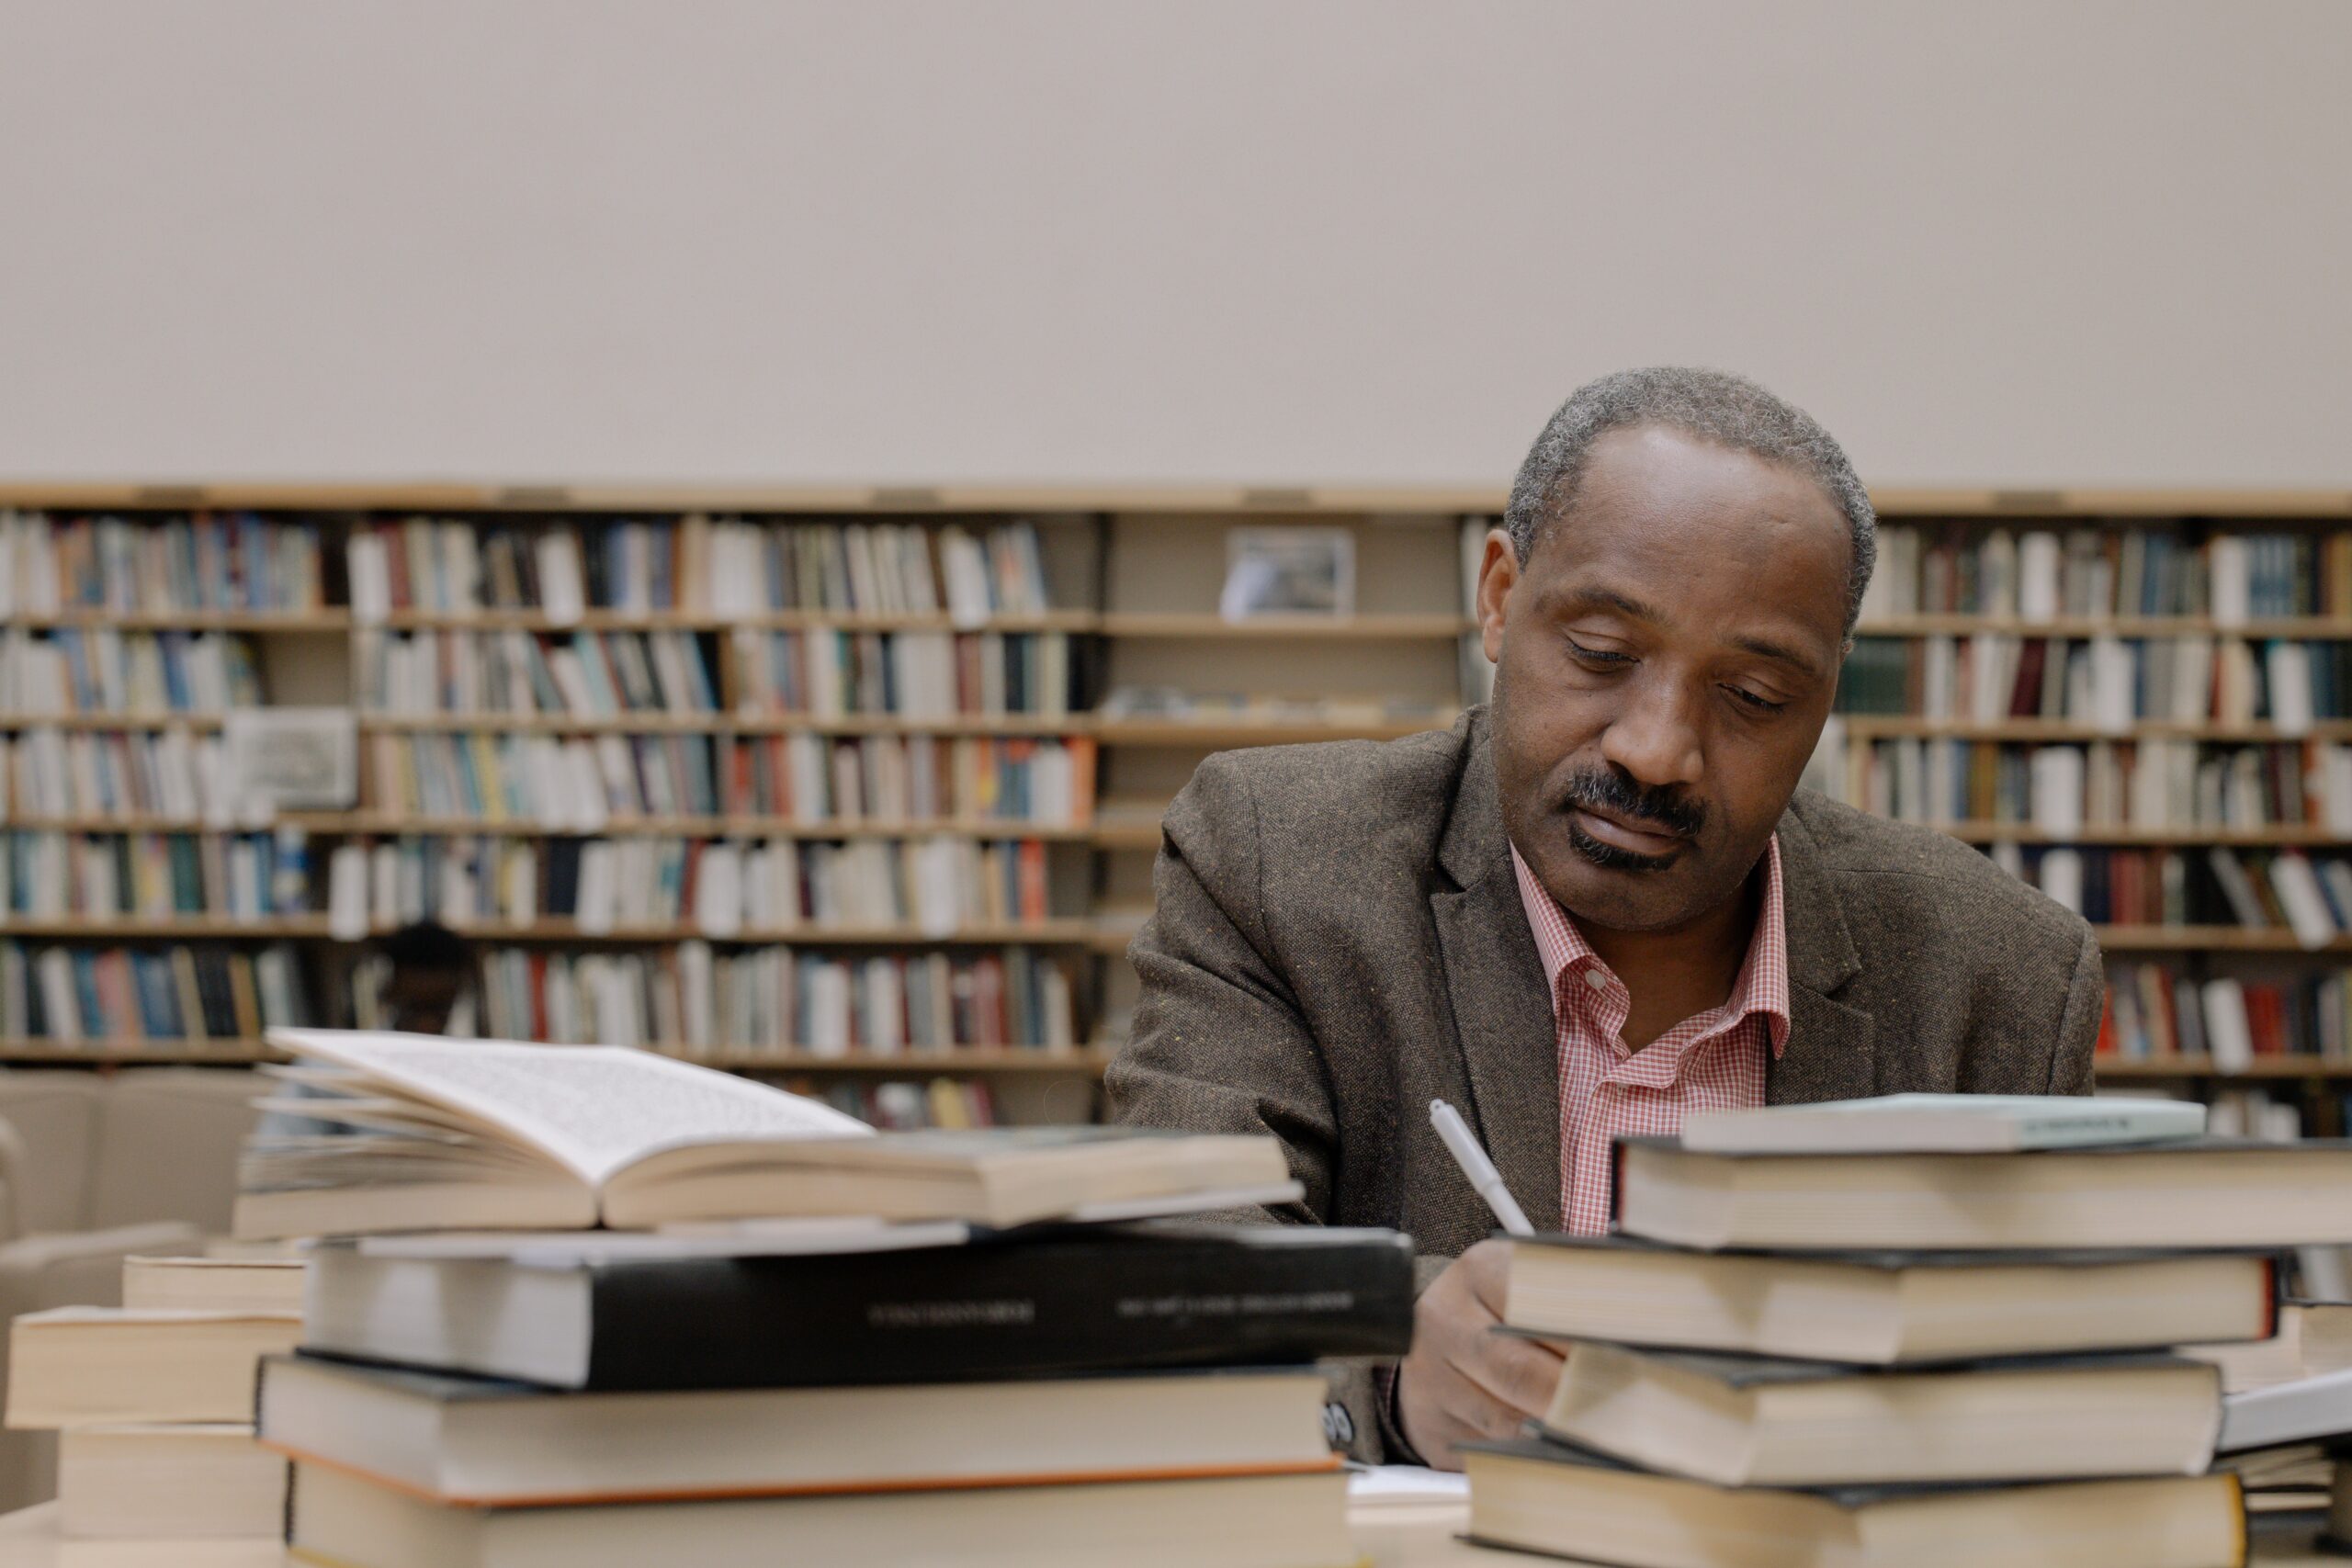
xmin=1480 ymin=424 xmax=1850 ymax=934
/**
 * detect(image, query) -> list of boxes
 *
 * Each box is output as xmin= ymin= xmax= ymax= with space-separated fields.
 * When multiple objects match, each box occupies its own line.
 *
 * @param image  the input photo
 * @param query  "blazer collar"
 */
xmin=1435 ymin=715 xmax=1876 ymax=1121
xmin=1764 ymin=798 xmax=1878 ymax=1103
xmin=1430 ymin=708 xmax=1564 ymax=1230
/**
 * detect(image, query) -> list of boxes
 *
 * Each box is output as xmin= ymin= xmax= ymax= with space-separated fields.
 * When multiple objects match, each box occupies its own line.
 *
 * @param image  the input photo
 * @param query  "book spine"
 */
xmin=577 ymin=1232 xmax=1413 ymax=1390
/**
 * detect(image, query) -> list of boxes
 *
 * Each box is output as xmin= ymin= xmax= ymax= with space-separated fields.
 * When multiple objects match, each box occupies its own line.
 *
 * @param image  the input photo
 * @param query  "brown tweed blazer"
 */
xmin=1107 ymin=706 xmax=2102 ymax=1457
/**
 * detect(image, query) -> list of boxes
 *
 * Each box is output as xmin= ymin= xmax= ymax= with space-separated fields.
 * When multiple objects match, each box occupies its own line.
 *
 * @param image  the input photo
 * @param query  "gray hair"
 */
xmin=1503 ymin=367 xmax=1877 ymax=634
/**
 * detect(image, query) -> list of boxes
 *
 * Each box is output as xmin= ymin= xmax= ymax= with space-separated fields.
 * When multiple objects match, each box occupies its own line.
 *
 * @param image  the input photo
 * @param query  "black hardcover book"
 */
xmin=305 ymin=1222 xmax=1413 ymax=1392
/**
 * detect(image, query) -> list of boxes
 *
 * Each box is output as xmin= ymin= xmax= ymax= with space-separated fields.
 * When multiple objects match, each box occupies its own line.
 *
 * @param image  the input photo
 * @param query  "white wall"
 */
xmin=0 ymin=1 xmax=2345 ymax=488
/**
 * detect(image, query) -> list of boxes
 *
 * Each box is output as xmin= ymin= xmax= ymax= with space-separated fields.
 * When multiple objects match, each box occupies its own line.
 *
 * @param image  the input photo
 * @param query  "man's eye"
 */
xmin=1566 ymin=637 xmax=1632 ymax=667
xmin=1726 ymin=685 xmax=1787 ymax=714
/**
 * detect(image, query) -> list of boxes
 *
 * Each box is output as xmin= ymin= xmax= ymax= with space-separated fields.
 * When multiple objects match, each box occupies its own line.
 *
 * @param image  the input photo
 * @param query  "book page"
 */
xmin=266 ymin=1030 xmax=871 ymax=1189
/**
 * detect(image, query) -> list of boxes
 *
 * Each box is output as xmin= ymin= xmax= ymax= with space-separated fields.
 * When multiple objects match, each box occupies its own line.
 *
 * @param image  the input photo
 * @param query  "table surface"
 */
xmin=1 ymin=1497 xmax=2336 ymax=1568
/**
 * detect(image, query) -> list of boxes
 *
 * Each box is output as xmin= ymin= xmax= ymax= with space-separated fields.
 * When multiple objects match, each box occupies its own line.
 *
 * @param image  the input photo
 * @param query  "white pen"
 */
xmin=1428 ymin=1098 xmax=1534 ymax=1236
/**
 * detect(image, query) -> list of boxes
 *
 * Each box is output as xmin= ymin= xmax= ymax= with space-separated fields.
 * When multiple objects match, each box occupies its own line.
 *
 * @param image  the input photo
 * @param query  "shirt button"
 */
xmin=1583 ymin=969 xmax=1610 ymax=992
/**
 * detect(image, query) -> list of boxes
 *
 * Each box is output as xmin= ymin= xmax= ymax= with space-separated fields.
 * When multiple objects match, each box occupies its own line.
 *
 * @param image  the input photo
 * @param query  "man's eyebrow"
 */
xmin=1556 ymin=586 xmax=1668 ymax=623
xmin=1729 ymin=632 xmax=1824 ymax=681
xmin=1555 ymin=584 xmax=1826 ymax=681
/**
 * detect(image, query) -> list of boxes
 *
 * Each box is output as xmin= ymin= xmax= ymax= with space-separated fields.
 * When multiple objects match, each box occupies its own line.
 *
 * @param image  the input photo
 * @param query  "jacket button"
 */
xmin=1322 ymin=1401 xmax=1355 ymax=1447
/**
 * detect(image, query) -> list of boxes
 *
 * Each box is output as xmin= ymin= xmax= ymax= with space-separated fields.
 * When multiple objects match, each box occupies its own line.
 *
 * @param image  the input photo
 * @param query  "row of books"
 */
xmin=2004 ymin=843 xmax=2352 ymax=940
xmin=795 ymin=1075 xmax=1002 ymax=1130
xmin=1857 ymin=524 xmax=2346 ymax=621
xmin=356 ymin=626 xmax=719 ymax=716
xmin=1836 ymin=632 xmax=2352 ymax=728
xmin=1462 ymin=1110 xmax=2352 ymax=1568
xmin=366 ymin=731 xmax=1095 ymax=828
xmin=0 ymin=942 xmax=312 ymax=1043
xmin=0 ymin=510 xmax=327 ymax=615
xmin=2 ymin=727 xmax=230 ymax=822
xmin=334 ymin=833 xmax=1058 ymax=934
xmin=197 ymin=1036 xmax=1385 ymax=1566
xmin=403 ymin=943 xmax=1084 ymax=1054
xmin=2100 ymin=958 xmax=2352 ymax=1068
xmin=0 ymin=628 xmax=263 ymax=715
xmin=729 ymin=627 xmax=1073 ymax=719
xmin=2 ymin=829 xmax=314 ymax=919
xmin=350 ymin=516 xmax=1056 ymax=620
xmin=1819 ymin=732 xmax=2352 ymax=833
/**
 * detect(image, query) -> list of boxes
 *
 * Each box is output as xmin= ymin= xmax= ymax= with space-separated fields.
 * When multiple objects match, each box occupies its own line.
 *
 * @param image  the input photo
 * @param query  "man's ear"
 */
xmin=1476 ymin=528 xmax=1518 ymax=666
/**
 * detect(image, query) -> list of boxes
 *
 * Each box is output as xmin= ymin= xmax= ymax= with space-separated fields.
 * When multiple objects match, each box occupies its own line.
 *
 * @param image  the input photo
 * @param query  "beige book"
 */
xmin=1463 ymin=1442 xmax=2245 ymax=1568
xmin=1505 ymin=1237 xmax=2277 ymax=1365
xmin=1536 ymin=1343 xmax=2221 ymax=1488
xmin=59 ymin=1424 xmax=287 ymax=1540
xmin=238 ymin=1030 xmax=1280 ymax=1236
xmin=5 ymin=1310 xmax=300 ymax=1428
xmin=121 ymin=1256 xmax=306 ymax=1315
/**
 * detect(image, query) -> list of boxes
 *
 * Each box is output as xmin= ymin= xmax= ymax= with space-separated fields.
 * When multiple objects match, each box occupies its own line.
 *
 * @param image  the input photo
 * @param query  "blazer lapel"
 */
xmin=1767 ymin=805 xmax=1879 ymax=1105
xmin=1431 ymin=716 xmax=1563 ymax=1230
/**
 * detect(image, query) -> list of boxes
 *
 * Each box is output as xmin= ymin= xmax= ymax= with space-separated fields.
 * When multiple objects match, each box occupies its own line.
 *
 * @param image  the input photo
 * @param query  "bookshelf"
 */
xmin=6 ymin=485 xmax=2352 ymax=1132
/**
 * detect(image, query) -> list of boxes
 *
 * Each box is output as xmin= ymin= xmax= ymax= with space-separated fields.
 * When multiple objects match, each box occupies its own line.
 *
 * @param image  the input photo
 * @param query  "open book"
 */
xmin=235 ymin=1031 xmax=1286 ymax=1238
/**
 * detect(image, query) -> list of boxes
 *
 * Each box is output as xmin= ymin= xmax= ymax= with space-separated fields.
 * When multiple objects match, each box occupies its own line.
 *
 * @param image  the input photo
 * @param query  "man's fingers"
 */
xmin=1435 ymin=1374 xmax=1532 ymax=1444
xmin=1453 ymin=1328 xmax=1566 ymax=1416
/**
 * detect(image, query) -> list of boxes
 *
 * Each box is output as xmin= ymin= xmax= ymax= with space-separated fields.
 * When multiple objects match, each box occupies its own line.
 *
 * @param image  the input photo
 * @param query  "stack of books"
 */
xmin=3 ymin=1252 xmax=304 ymax=1540
xmin=1462 ymin=1094 xmax=2352 ymax=1568
xmin=236 ymin=1029 xmax=1410 ymax=1566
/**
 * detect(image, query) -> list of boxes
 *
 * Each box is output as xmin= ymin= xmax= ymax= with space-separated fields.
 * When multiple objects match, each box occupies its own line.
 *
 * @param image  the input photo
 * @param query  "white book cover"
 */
xmin=2015 ymin=533 xmax=2060 ymax=622
xmin=2201 ymin=979 xmax=2255 ymax=1075
xmin=2267 ymin=642 xmax=2314 ymax=737
xmin=2267 ymin=854 xmax=2339 ymax=951
xmin=1680 ymin=1093 xmax=2206 ymax=1154
xmin=2029 ymin=746 xmax=2086 ymax=836
xmin=693 ymin=843 xmax=744 ymax=938
xmin=2171 ymin=637 xmax=2214 ymax=723
xmin=535 ymin=533 xmax=586 ymax=627
xmin=327 ymin=844 xmax=370 ymax=942
xmin=2088 ymin=636 xmax=2134 ymax=734
xmin=574 ymin=844 xmax=617 ymax=934
xmin=2209 ymin=536 xmax=2249 ymax=627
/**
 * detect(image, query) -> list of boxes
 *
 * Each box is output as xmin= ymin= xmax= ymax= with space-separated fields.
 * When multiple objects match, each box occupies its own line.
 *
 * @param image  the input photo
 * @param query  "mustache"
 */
xmin=1557 ymin=766 xmax=1707 ymax=839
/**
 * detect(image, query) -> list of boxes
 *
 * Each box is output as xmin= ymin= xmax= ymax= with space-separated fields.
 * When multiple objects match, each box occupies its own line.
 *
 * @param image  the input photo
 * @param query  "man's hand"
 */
xmin=1396 ymin=1239 xmax=1566 ymax=1470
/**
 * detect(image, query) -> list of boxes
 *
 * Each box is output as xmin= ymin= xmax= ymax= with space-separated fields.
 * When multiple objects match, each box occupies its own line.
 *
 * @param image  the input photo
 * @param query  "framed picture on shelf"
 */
xmin=1219 ymin=526 xmax=1355 ymax=620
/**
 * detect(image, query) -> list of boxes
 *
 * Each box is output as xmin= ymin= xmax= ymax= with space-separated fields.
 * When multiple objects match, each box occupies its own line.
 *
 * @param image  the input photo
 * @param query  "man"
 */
xmin=1107 ymin=367 xmax=2101 ymax=1467
xmin=371 ymin=920 xmax=476 ymax=1035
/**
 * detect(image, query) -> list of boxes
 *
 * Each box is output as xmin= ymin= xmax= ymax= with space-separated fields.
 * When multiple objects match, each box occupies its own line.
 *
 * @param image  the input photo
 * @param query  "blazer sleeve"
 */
xmin=1104 ymin=759 xmax=1402 ymax=1462
xmin=1104 ymin=751 xmax=1337 ymax=1224
xmin=2046 ymin=923 xmax=2104 ymax=1095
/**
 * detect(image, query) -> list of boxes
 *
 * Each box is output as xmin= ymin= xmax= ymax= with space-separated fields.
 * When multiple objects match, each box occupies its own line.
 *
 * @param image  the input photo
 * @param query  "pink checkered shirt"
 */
xmin=1510 ymin=838 xmax=1791 ymax=1236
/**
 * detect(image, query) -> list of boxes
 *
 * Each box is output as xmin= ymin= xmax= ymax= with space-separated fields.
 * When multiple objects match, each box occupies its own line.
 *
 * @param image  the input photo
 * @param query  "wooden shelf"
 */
xmin=2095 ymin=1055 xmax=2352 ymax=1080
xmin=1855 ymin=615 xmax=2352 ymax=638
xmin=1837 ymin=717 xmax=2352 ymax=742
xmin=1 ymin=816 xmax=216 ymax=833
xmin=0 ymin=917 xmax=330 ymax=939
xmin=317 ymin=816 xmax=1094 ymax=841
xmin=1920 ymin=821 xmax=2348 ymax=847
xmin=1098 ymin=613 xmax=1474 ymax=639
xmin=0 ymin=1040 xmax=285 ymax=1065
xmin=2094 ymin=926 xmax=2352 ymax=952
xmin=375 ymin=609 xmax=1097 ymax=633
xmin=1096 ymin=716 xmax=1456 ymax=746
xmin=0 ymin=1040 xmax=1112 ymax=1072
xmin=428 ymin=919 xmax=1099 ymax=945
xmin=6 ymin=610 xmax=347 ymax=632
xmin=670 ymin=1047 xmax=1112 ymax=1074
xmin=357 ymin=712 xmax=1080 ymax=737
xmin=0 ymin=712 xmax=230 ymax=731
xmin=6 ymin=481 xmax=2347 ymax=518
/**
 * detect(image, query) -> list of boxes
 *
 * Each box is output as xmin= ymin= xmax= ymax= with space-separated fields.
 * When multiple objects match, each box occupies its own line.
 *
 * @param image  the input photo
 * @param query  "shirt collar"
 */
xmin=1507 ymin=833 xmax=1791 ymax=1058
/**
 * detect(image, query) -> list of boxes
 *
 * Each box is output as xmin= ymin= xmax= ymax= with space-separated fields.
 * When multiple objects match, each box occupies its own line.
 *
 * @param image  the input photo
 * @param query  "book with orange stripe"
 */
xmin=258 ymin=1355 xmax=1335 ymax=1508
